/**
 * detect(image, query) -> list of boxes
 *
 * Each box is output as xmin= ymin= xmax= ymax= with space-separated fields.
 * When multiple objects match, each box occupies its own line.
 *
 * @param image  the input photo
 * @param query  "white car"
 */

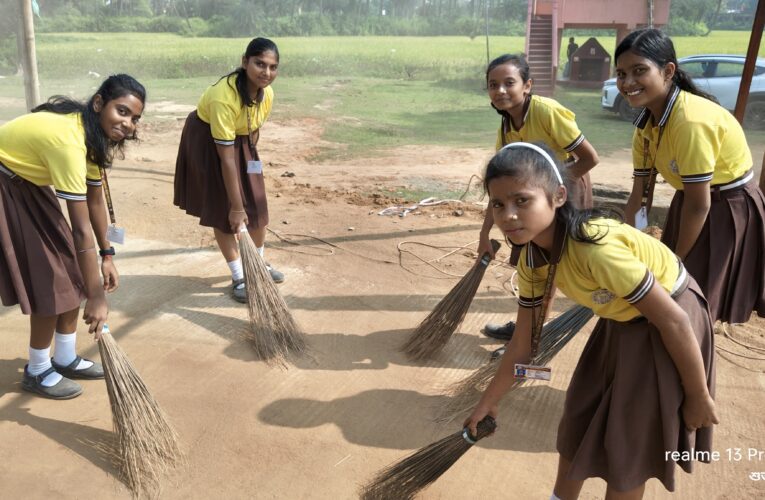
xmin=601 ymin=54 xmax=765 ymax=127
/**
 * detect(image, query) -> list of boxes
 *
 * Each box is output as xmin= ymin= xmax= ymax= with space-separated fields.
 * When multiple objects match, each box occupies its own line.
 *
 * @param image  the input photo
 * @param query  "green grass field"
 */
xmin=2 ymin=31 xmax=764 ymax=158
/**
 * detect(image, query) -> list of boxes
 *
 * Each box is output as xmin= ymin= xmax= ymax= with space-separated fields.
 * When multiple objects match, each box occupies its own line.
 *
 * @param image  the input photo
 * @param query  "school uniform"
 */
xmin=0 ymin=112 xmax=101 ymax=315
xmin=517 ymin=219 xmax=715 ymax=492
xmin=174 ymin=75 xmax=273 ymax=233
xmin=633 ymin=86 xmax=765 ymax=323
xmin=496 ymin=94 xmax=592 ymax=209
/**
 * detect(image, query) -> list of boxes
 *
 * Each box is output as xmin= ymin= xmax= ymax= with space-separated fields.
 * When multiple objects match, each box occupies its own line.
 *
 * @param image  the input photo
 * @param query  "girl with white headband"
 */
xmin=480 ymin=54 xmax=600 ymax=342
xmin=465 ymin=142 xmax=717 ymax=499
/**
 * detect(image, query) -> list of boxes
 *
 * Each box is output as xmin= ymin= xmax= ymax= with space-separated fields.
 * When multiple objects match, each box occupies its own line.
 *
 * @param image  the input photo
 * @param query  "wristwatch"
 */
xmin=99 ymin=246 xmax=116 ymax=257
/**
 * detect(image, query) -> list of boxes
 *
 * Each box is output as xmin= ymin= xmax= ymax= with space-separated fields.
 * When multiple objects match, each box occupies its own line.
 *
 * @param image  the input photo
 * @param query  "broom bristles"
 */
xmin=360 ymin=416 xmax=496 ymax=500
xmin=98 ymin=331 xmax=182 ymax=496
xmin=401 ymin=241 xmax=500 ymax=361
xmin=238 ymin=231 xmax=308 ymax=365
xmin=437 ymin=305 xmax=594 ymax=422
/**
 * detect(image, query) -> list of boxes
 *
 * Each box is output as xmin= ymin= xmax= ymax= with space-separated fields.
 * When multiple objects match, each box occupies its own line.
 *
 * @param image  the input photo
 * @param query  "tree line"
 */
xmin=0 ymin=0 xmax=760 ymax=74
xmin=3 ymin=1 xmax=755 ymax=38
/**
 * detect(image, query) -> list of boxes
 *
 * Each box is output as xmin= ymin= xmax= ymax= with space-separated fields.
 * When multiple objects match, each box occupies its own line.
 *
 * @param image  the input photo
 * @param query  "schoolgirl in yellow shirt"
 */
xmin=174 ymin=37 xmax=283 ymax=303
xmin=480 ymin=54 xmax=600 ymax=340
xmin=0 ymin=75 xmax=146 ymax=399
xmin=617 ymin=28 xmax=765 ymax=324
xmin=466 ymin=142 xmax=717 ymax=498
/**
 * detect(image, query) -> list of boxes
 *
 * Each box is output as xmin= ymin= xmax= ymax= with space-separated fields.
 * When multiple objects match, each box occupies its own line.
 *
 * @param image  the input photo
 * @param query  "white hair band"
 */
xmin=500 ymin=142 xmax=564 ymax=186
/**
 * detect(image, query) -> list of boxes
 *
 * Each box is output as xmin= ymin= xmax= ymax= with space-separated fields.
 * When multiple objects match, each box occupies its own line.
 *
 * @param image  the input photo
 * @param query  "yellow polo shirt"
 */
xmin=495 ymin=94 xmax=585 ymax=161
xmin=196 ymin=74 xmax=274 ymax=146
xmin=632 ymin=87 xmax=751 ymax=190
xmin=517 ymin=219 xmax=680 ymax=322
xmin=0 ymin=111 xmax=101 ymax=201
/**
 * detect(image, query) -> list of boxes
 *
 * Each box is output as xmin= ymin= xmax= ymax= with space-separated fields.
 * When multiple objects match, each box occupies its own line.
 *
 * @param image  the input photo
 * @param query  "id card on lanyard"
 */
xmin=514 ymin=227 xmax=566 ymax=382
xmin=636 ymin=126 xmax=665 ymax=230
xmin=245 ymin=103 xmax=263 ymax=175
xmin=99 ymin=167 xmax=125 ymax=244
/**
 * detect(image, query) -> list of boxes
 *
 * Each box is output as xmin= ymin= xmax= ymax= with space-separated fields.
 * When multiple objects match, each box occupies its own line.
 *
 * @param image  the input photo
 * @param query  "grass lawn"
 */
xmin=2 ymin=31 xmax=764 ymax=159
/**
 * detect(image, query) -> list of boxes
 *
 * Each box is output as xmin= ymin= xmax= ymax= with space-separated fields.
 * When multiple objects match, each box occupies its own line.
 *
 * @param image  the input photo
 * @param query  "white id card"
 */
xmin=514 ymin=363 xmax=551 ymax=381
xmin=106 ymin=224 xmax=126 ymax=245
xmin=247 ymin=160 xmax=263 ymax=174
xmin=635 ymin=206 xmax=649 ymax=230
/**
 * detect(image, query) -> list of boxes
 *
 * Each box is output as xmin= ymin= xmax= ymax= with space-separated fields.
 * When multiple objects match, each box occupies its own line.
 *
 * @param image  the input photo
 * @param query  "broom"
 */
xmin=360 ymin=415 xmax=497 ymax=500
xmin=238 ymin=229 xmax=308 ymax=365
xmin=437 ymin=305 xmax=594 ymax=422
xmin=401 ymin=239 xmax=502 ymax=360
xmin=98 ymin=326 xmax=182 ymax=496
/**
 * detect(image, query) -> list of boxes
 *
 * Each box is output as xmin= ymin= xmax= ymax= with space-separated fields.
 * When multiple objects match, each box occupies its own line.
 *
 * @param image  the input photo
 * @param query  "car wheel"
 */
xmin=617 ymin=97 xmax=641 ymax=122
xmin=744 ymin=99 xmax=765 ymax=130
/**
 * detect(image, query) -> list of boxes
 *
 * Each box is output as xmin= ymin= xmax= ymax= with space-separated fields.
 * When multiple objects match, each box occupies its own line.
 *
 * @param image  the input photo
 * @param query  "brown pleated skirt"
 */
xmin=0 ymin=167 xmax=86 ymax=316
xmin=570 ymin=171 xmax=593 ymax=210
xmin=662 ymin=180 xmax=765 ymax=323
xmin=557 ymin=278 xmax=715 ymax=492
xmin=173 ymin=111 xmax=269 ymax=234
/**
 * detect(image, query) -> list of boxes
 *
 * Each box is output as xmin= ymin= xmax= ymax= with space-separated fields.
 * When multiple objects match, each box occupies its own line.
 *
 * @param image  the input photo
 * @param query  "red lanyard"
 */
xmin=99 ymin=167 xmax=116 ymax=225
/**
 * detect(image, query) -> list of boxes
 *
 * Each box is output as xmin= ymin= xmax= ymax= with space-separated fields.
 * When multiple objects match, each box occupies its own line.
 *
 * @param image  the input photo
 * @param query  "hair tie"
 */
xmin=500 ymin=142 xmax=563 ymax=186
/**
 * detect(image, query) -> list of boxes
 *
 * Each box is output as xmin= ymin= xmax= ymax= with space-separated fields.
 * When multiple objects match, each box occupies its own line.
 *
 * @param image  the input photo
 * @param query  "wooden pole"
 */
xmin=19 ymin=0 xmax=41 ymax=111
xmin=734 ymin=1 xmax=765 ymax=124
xmin=484 ymin=0 xmax=490 ymax=65
xmin=734 ymin=0 xmax=765 ymax=191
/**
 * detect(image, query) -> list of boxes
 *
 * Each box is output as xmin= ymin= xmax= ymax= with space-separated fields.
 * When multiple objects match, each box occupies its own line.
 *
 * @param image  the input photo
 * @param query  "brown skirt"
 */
xmin=557 ymin=278 xmax=715 ymax=492
xmin=662 ymin=180 xmax=765 ymax=323
xmin=173 ymin=111 xmax=269 ymax=234
xmin=570 ymin=171 xmax=593 ymax=210
xmin=0 ymin=166 xmax=85 ymax=316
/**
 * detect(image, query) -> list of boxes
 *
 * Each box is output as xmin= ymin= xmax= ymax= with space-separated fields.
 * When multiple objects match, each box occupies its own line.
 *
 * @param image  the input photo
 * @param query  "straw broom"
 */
xmin=437 ymin=305 xmax=594 ymax=422
xmin=360 ymin=415 xmax=496 ymax=500
xmin=98 ymin=326 xmax=182 ymax=496
xmin=401 ymin=240 xmax=502 ymax=360
xmin=238 ymin=230 xmax=308 ymax=365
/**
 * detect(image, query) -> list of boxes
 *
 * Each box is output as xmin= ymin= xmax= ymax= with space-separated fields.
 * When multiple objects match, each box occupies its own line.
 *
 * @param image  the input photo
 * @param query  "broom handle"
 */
xmin=462 ymin=415 xmax=497 ymax=443
xmin=478 ymin=240 xmax=502 ymax=267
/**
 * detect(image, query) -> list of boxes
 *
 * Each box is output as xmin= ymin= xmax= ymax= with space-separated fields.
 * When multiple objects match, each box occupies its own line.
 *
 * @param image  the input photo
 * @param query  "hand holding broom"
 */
xmin=360 ymin=415 xmax=497 ymax=500
xmin=437 ymin=304 xmax=594 ymax=422
xmin=401 ymin=239 xmax=502 ymax=360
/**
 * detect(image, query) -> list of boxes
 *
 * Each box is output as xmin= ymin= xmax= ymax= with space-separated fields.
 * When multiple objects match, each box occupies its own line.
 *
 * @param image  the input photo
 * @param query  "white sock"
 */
xmin=227 ymin=258 xmax=244 ymax=281
xmin=53 ymin=332 xmax=93 ymax=370
xmin=28 ymin=346 xmax=62 ymax=387
xmin=550 ymin=493 xmax=562 ymax=500
xmin=256 ymin=245 xmax=264 ymax=258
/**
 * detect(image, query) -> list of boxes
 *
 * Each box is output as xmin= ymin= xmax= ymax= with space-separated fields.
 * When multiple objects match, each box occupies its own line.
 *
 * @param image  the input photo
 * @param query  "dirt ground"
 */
xmin=1 ymin=103 xmax=764 ymax=499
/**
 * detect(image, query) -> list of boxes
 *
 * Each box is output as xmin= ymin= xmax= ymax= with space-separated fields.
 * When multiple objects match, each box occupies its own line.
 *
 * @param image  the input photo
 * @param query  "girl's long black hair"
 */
xmin=485 ymin=53 xmax=531 ymax=121
xmin=615 ymin=28 xmax=717 ymax=103
xmin=484 ymin=142 xmax=621 ymax=244
xmin=218 ymin=37 xmax=279 ymax=107
xmin=32 ymin=74 xmax=146 ymax=169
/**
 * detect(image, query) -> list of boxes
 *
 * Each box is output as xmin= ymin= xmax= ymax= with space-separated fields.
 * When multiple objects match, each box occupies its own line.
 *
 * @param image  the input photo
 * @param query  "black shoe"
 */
xmin=482 ymin=321 xmax=516 ymax=341
xmin=232 ymin=278 xmax=247 ymax=303
xmin=51 ymin=356 xmax=104 ymax=380
xmin=22 ymin=365 xmax=83 ymax=399
xmin=490 ymin=346 xmax=507 ymax=360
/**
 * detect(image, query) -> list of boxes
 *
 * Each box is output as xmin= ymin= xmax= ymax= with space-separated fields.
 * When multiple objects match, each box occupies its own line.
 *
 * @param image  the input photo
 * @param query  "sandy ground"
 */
xmin=1 ymin=106 xmax=764 ymax=499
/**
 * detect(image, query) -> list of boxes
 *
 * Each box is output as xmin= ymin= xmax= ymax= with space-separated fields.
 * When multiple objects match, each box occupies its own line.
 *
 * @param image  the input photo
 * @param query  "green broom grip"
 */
xmin=479 ymin=240 xmax=502 ymax=267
